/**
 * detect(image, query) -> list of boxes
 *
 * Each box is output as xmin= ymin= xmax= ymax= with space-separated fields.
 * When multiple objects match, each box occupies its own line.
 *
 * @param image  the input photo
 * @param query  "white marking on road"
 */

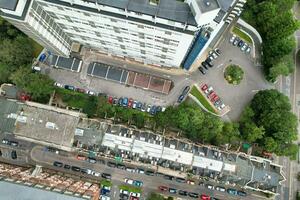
xmin=251 ymin=90 xmax=259 ymax=93
xmin=216 ymin=63 xmax=224 ymax=68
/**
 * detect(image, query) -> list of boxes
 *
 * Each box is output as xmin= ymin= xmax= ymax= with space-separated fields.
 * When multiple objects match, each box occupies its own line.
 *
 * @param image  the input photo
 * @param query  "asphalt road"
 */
xmin=27 ymin=145 xmax=268 ymax=200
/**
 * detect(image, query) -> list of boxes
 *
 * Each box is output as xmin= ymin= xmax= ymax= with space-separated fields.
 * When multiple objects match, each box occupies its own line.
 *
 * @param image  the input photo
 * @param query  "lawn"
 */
xmin=119 ymin=185 xmax=142 ymax=193
xmin=100 ymin=180 xmax=112 ymax=187
xmin=190 ymin=86 xmax=216 ymax=114
xmin=232 ymin=27 xmax=253 ymax=44
xmin=29 ymin=39 xmax=43 ymax=57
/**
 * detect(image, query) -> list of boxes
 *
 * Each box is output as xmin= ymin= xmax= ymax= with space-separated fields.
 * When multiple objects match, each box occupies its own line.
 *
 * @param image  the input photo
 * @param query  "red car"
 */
xmin=208 ymin=91 xmax=216 ymax=99
xmin=76 ymin=155 xmax=86 ymax=161
xmin=108 ymin=96 xmax=113 ymax=104
xmin=128 ymin=98 xmax=133 ymax=108
xmin=201 ymin=194 xmax=210 ymax=200
xmin=201 ymin=84 xmax=208 ymax=91
xmin=19 ymin=93 xmax=31 ymax=101
xmin=130 ymin=197 xmax=139 ymax=200
xmin=211 ymin=95 xmax=219 ymax=102
xmin=76 ymin=88 xmax=85 ymax=93
xmin=158 ymin=186 xmax=168 ymax=191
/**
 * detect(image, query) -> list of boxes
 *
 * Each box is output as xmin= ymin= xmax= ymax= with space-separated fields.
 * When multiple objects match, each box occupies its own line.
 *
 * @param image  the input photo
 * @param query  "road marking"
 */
xmin=216 ymin=63 xmax=224 ymax=68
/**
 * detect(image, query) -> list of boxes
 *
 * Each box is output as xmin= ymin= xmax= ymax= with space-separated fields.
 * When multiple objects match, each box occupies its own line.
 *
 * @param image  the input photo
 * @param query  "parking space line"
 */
xmin=105 ymin=66 xmax=110 ymax=80
xmin=91 ymin=63 xmax=96 ymax=75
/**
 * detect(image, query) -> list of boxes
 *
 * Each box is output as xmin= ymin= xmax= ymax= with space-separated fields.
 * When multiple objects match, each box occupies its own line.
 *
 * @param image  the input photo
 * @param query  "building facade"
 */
xmin=0 ymin=0 xmax=246 ymax=69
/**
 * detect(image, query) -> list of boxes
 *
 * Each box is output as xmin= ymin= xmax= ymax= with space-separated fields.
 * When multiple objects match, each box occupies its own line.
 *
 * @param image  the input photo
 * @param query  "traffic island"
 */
xmin=224 ymin=65 xmax=244 ymax=85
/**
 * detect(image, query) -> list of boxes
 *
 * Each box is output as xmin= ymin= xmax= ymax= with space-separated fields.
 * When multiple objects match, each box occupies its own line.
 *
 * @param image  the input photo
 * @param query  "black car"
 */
xmin=201 ymin=61 xmax=209 ymax=70
xmin=64 ymin=85 xmax=75 ymax=91
xmin=0 ymin=150 xmax=2 ymax=156
xmin=182 ymin=86 xmax=191 ymax=96
xmin=112 ymin=98 xmax=118 ymax=105
xmin=164 ymin=175 xmax=174 ymax=180
xmin=178 ymin=190 xmax=188 ymax=196
xmin=117 ymin=164 xmax=126 ymax=169
xmin=188 ymin=192 xmax=199 ymax=198
xmin=215 ymin=48 xmax=221 ymax=55
xmin=145 ymin=170 xmax=155 ymax=176
xmin=175 ymin=177 xmax=186 ymax=183
xmin=150 ymin=105 xmax=156 ymax=115
xmin=88 ymin=158 xmax=96 ymax=164
xmin=177 ymin=94 xmax=185 ymax=103
xmin=118 ymin=98 xmax=123 ymax=106
xmin=64 ymin=164 xmax=71 ymax=169
xmin=237 ymin=191 xmax=247 ymax=196
xmin=205 ymin=60 xmax=213 ymax=67
xmin=198 ymin=66 xmax=206 ymax=75
xmin=53 ymin=161 xmax=63 ymax=167
xmin=102 ymin=173 xmax=111 ymax=180
xmin=107 ymin=161 xmax=116 ymax=168
xmin=238 ymin=40 xmax=244 ymax=47
xmin=155 ymin=106 xmax=162 ymax=113
xmin=71 ymin=166 xmax=81 ymax=172
xmin=11 ymin=150 xmax=17 ymax=159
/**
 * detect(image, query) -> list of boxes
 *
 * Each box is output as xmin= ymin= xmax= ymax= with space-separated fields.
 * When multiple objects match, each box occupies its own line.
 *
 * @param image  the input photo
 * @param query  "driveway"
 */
xmin=190 ymin=33 xmax=272 ymax=120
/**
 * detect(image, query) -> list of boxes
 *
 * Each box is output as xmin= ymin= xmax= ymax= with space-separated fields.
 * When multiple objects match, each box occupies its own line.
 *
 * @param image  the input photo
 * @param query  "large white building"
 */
xmin=0 ymin=0 xmax=246 ymax=69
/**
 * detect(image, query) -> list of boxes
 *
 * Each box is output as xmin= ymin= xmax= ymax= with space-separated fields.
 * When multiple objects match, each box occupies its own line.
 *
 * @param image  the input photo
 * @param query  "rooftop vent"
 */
xmin=149 ymin=0 xmax=159 ymax=6
xmin=204 ymin=0 xmax=211 ymax=6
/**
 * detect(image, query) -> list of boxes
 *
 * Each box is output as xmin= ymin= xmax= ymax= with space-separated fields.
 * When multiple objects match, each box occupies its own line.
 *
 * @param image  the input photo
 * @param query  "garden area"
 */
xmin=190 ymin=85 xmax=216 ymax=114
xmin=224 ymin=65 xmax=244 ymax=85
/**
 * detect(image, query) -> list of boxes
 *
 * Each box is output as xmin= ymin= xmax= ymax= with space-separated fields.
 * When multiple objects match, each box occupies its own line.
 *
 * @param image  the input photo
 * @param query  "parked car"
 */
xmin=10 ymin=141 xmax=18 ymax=147
xmin=64 ymin=85 xmax=75 ymax=91
xmin=129 ymin=192 xmax=141 ymax=198
xmin=155 ymin=106 xmax=162 ymax=113
xmin=11 ymin=150 xmax=17 ymax=159
xmin=133 ymin=180 xmax=143 ymax=187
xmin=81 ymin=168 xmax=92 ymax=175
xmin=246 ymin=46 xmax=251 ymax=53
xmin=88 ymin=158 xmax=96 ymax=164
xmin=178 ymin=190 xmax=188 ymax=196
xmin=2 ymin=139 xmax=9 ymax=145
xmin=233 ymin=37 xmax=240 ymax=46
xmin=76 ymin=88 xmax=85 ymax=93
xmin=187 ymin=180 xmax=195 ymax=185
xmin=169 ymin=188 xmax=177 ymax=194
xmin=141 ymin=103 xmax=146 ymax=112
xmin=206 ymin=184 xmax=214 ymax=190
xmin=237 ymin=40 xmax=244 ymax=47
xmin=198 ymin=66 xmax=206 ymax=75
xmin=241 ymin=43 xmax=248 ymax=51
xmin=108 ymin=96 xmax=113 ymax=104
xmin=175 ymin=177 xmax=186 ymax=183
xmin=146 ymin=105 xmax=152 ymax=112
xmin=107 ymin=162 xmax=116 ymax=168
xmin=76 ymin=155 xmax=86 ymax=161
xmin=102 ymin=173 xmax=111 ymax=180
xmin=201 ymin=61 xmax=209 ymax=70
xmin=120 ymin=189 xmax=129 ymax=195
xmin=86 ymin=90 xmax=96 ymax=96
xmin=237 ymin=191 xmax=247 ymax=196
xmin=124 ymin=178 xmax=134 ymax=185
xmin=132 ymin=101 xmax=137 ymax=109
xmin=64 ymin=164 xmax=71 ymax=169
xmin=182 ymin=86 xmax=190 ymax=96
xmin=177 ymin=95 xmax=185 ymax=103
xmin=201 ymin=84 xmax=208 ymax=91
xmin=215 ymin=48 xmax=221 ymax=55
xmin=53 ymin=161 xmax=63 ymax=167
xmin=188 ymin=192 xmax=199 ymax=198
xmin=205 ymin=59 xmax=213 ymax=67
xmin=158 ymin=185 xmax=168 ymax=191
xmin=200 ymin=194 xmax=210 ymax=200
xmin=227 ymin=188 xmax=238 ymax=195
xmin=54 ymin=82 xmax=64 ymax=88
xmin=230 ymin=34 xmax=236 ymax=43
xmin=71 ymin=166 xmax=81 ymax=172
xmin=136 ymin=102 xmax=142 ymax=110
xmin=118 ymin=98 xmax=123 ymax=106
xmin=164 ymin=175 xmax=174 ymax=180
xmin=145 ymin=170 xmax=155 ymax=176
xmin=128 ymin=98 xmax=133 ymax=108
xmin=215 ymin=186 xmax=226 ymax=192
xmin=209 ymin=50 xmax=218 ymax=59
xmin=112 ymin=98 xmax=118 ymax=105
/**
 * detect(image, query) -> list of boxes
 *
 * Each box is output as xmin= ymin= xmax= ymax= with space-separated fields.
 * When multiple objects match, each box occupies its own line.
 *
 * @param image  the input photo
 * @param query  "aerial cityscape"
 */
xmin=0 ymin=0 xmax=299 ymax=200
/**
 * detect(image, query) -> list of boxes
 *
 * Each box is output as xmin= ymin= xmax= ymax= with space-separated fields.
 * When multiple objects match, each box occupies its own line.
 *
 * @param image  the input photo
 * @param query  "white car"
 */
xmin=100 ymin=196 xmax=110 ymax=200
xmin=241 ymin=43 xmax=248 ymax=51
xmin=146 ymin=105 xmax=152 ymax=113
xmin=120 ymin=189 xmax=129 ymax=195
xmin=32 ymin=66 xmax=41 ymax=72
xmin=205 ymin=86 xmax=213 ymax=94
xmin=86 ymin=90 xmax=97 ymax=96
xmin=103 ymin=185 xmax=111 ymax=191
xmin=132 ymin=101 xmax=137 ymax=109
xmin=161 ymin=107 xmax=166 ymax=112
xmin=217 ymin=104 xmax=225 ymax=110
xmin=216 ymin=186 xmax=226 ymax=192
xmin=92 ymin=171 xmax=101 ymax=177
xmin=230 ymin=34 xmax=236 ymax=43
xmin=130 ymin=192 xmax=141 ymax=198
xmin=54 ymin=82 xmax=64 ymax=88
xmin=246 ymin=46 xmax=251 ymax=53
xmin=2 ymin=139 xmax=9 ymax=144
xmin=124 ymin=178 xmax=134 ymax=185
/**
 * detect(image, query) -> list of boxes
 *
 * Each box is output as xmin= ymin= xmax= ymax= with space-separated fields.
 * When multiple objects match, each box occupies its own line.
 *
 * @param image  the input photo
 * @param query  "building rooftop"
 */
xmin=196 ymin=0 xmax=220 ymax=13
xmin=94 ymin=0 xmax=197 ymax=26
xmin=0 ymin=0 xmax=19 ymax=11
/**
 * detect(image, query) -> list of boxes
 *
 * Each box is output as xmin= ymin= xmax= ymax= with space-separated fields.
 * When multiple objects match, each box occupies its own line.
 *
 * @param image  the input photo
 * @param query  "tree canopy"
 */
xmin=240 ymin=89 xmax=298 ymax=158
xmin=242 ymin=0 xmax=299 ymax=82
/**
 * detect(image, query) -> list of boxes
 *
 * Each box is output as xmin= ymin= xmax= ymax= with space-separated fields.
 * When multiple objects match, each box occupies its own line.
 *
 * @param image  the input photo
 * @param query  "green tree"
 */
xmin=241 ymin=122 xmax=264 ymax=143
xmin=10 ymin=67 xmax=54 ymax=103
xmin=215 ymin=122 xmax=240 ymax=145
xmin=0 ymin=63 xmax=11 ymax=84
xmin=147 ymin=193 xmax=164 ymax=200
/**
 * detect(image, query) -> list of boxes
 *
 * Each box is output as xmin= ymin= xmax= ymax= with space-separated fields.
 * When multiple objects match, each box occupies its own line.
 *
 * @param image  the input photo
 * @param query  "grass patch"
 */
xmin=190 ymin=86 xmax=216 ymax=114
xmin=29 ymin=39 xmax=43 ymax=57
xmin=224 ymin=65 xmax=244 ymax=85
xmin=119 ymin=185 xmax=142 ymax=193
xmin=232 ymin=27 xmax=252 ymax=44
xmin=100 ymin=180 xmax=112 ymax=187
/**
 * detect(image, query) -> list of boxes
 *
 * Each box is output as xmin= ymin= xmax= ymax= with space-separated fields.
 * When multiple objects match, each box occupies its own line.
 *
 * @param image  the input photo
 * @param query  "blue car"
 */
xmin=227 ymin=188 xmax=238 ymax=195
xmin=150 ymin=105 xmax=156 ymax=115
xmin=122 ymin=98 xmax=128 ymax=107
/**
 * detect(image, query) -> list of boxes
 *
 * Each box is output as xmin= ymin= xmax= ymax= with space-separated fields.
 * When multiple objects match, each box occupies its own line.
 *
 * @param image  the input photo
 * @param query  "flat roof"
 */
xmin=196 ymin=0 xmax=220 ymax=13
xmin=0 ymin=0 xmax=19 ymax=11
xmin=0 ymin=181 xmax=84 ymax=200
xmin=102 ymin=133 xmax=134 ymax=151
xmin=96 ymin=0 xmax=197 ymax=26
xmin=193 ymin=156 xmax=224 ymax=172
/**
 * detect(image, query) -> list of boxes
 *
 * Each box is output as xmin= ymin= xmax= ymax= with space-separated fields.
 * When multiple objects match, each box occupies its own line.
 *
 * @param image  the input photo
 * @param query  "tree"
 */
xmin=147 ymin=193 xmax=164 ymax=200
xmin=0 ymin=36 xmax=34 ymax=67
xmin=241 ymin=122 xmax=264 ymax=143
xmin=10 ymin=67 xmax=54 ymax=103
xmin=215 ymin=122 xmax=240 ymax=145
xmin=0 ymin=63 xmax=11 ymax=84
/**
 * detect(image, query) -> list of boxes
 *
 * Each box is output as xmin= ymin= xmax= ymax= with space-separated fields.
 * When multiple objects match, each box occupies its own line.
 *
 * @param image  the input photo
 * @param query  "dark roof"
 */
xmin=96 ymin=0 xmax=197 ymax=26
xmin=217 ymin=0 xmax=234 ymax=11
xmin=0 ymin=0 xmax=19 ymax=11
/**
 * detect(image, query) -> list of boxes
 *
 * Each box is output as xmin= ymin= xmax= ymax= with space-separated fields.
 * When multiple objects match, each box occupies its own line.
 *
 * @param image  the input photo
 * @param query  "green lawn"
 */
xmin=190 ymin=86 xmax=216 ymax=114
xmin=119 ymin=185 xmax=142 ymax=193
xmin=232 ymin=27 xmax=253 ymax=44
xmin=29 ymin=39 xmax=43 ymax=57
xmin=100 ymin=180 xmax=112 ymax=187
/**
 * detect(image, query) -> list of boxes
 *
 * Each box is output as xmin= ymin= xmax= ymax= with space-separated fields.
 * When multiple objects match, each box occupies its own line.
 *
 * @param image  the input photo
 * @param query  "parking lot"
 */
xmin=190 ymin=32 xmax=272 ymax=120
